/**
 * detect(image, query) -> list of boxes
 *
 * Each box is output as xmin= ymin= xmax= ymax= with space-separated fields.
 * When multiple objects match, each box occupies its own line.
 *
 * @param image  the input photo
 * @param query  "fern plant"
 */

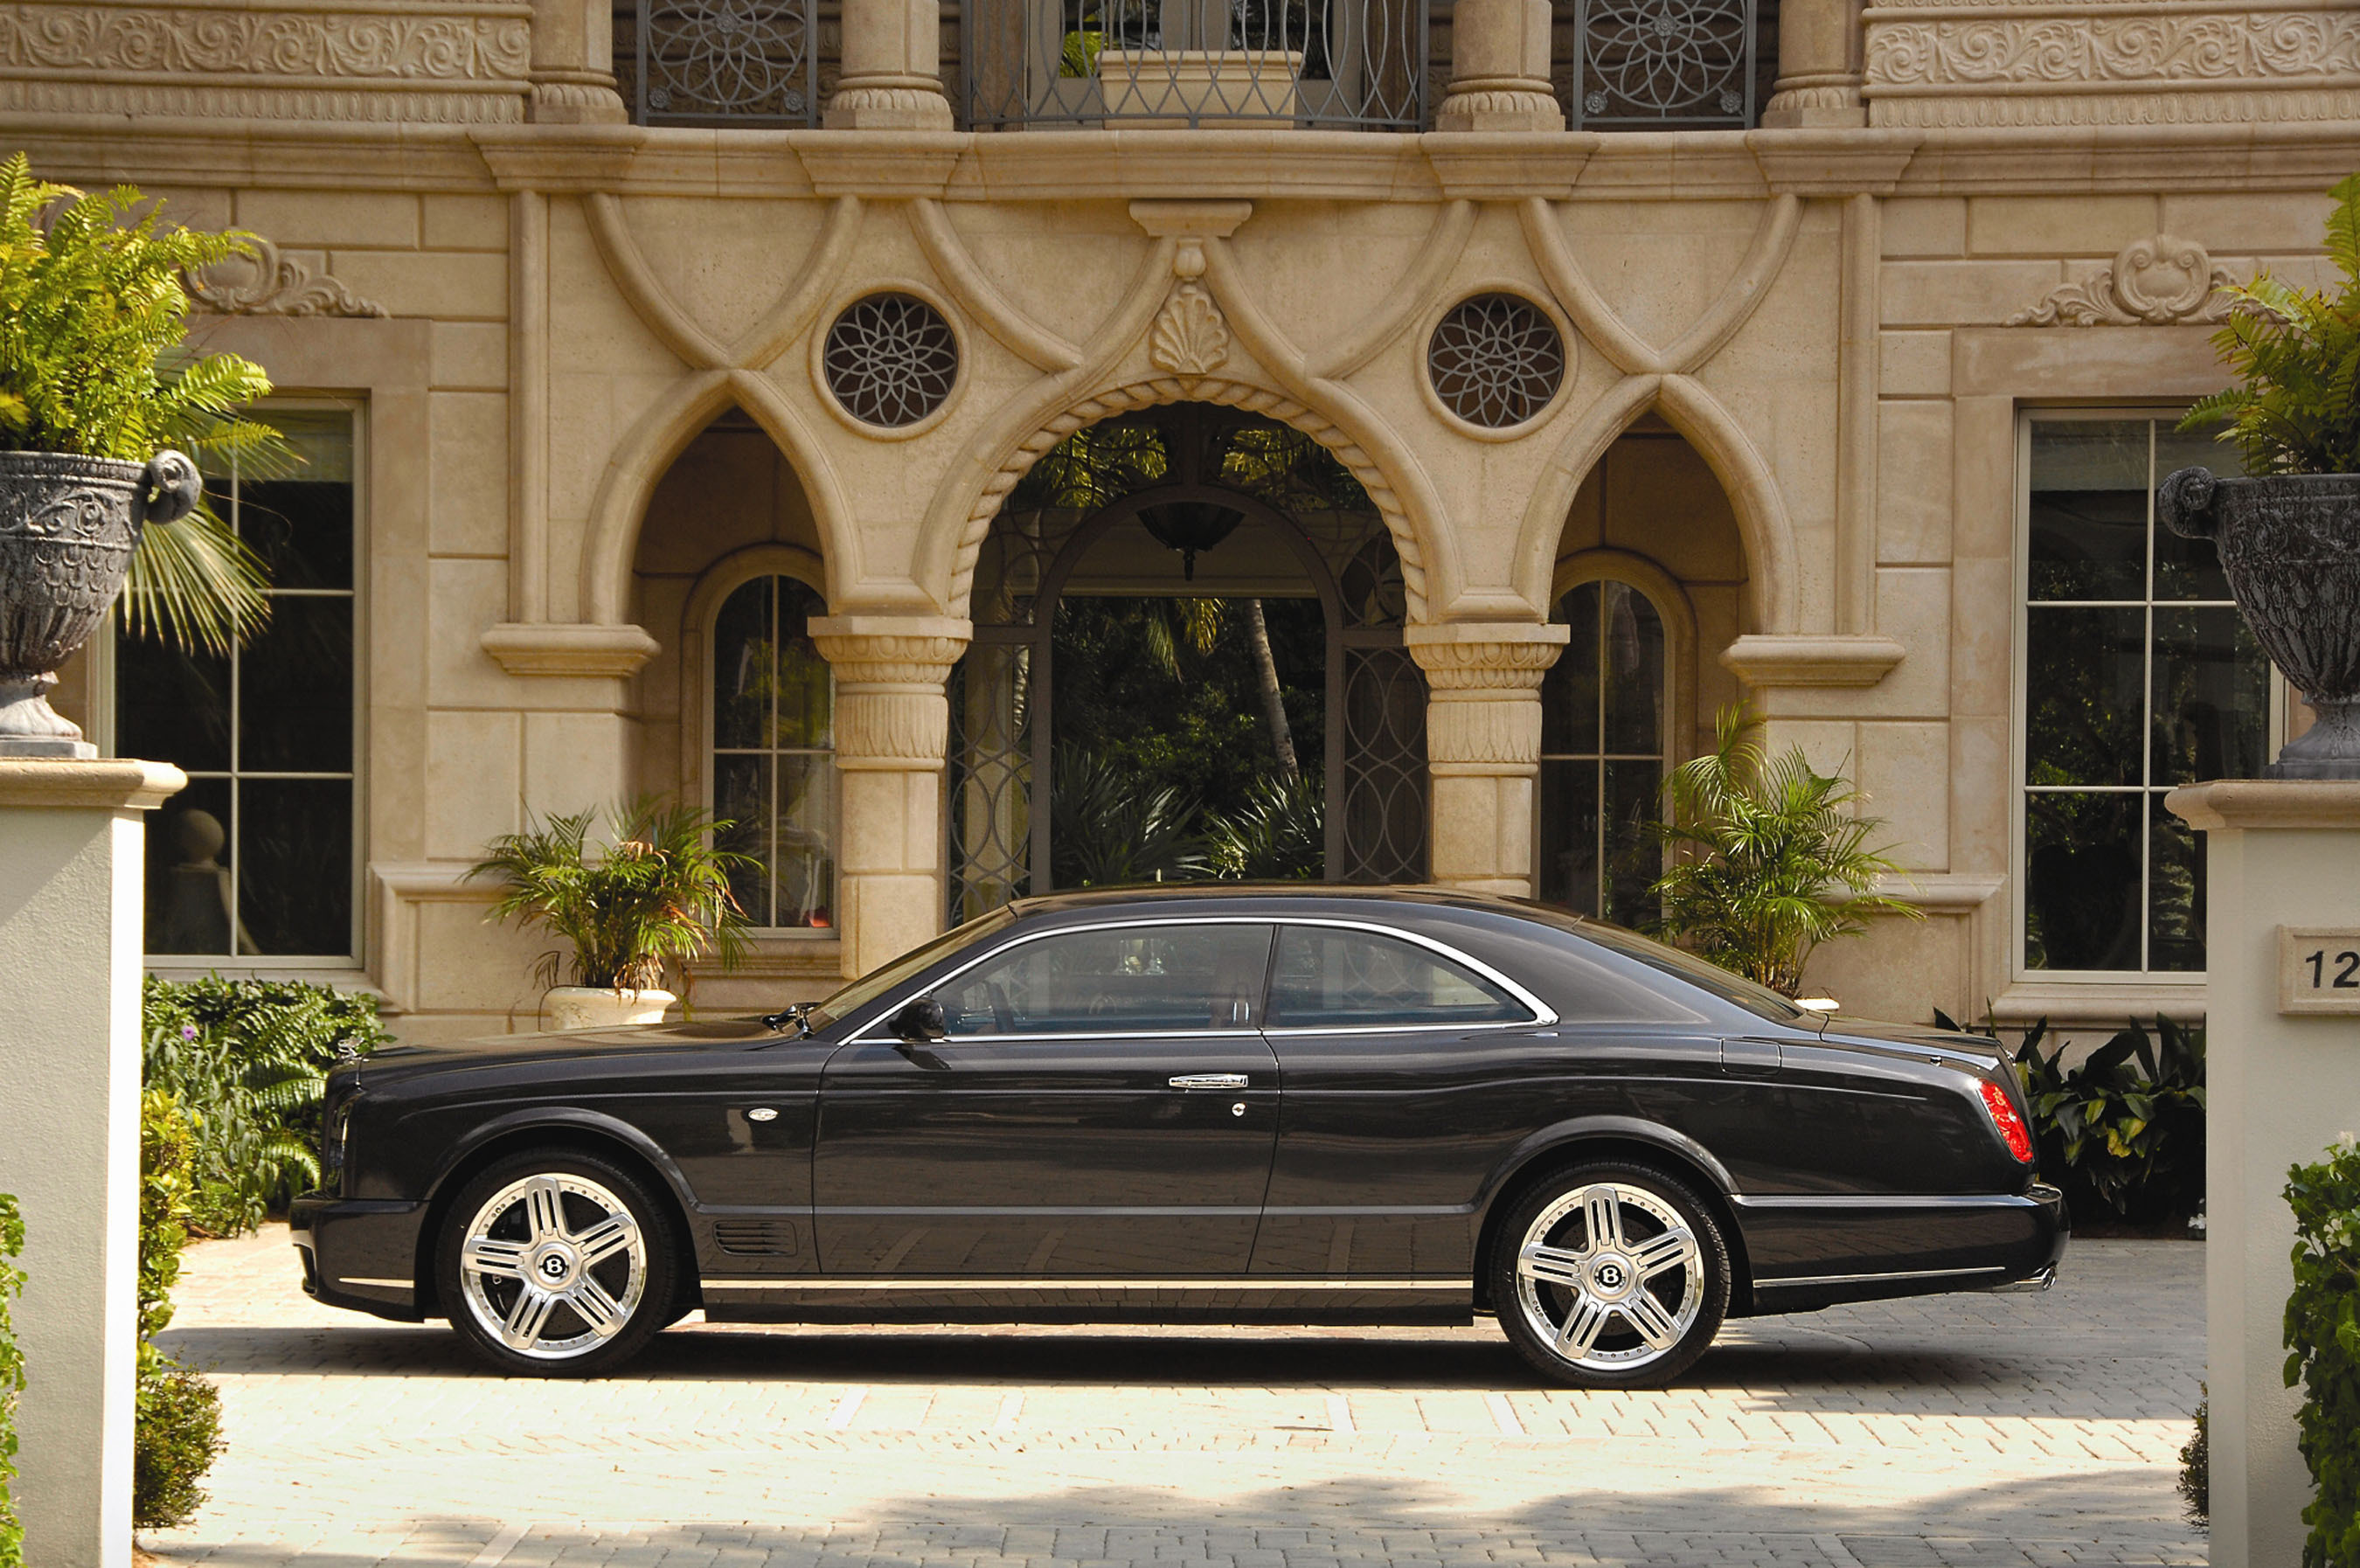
xmin=2181 ymin=171 xmax=2360 ymax=475
xmin=0 ymin=153 xmax=281 ymax=655
xmin=0 ymin=1193 xmax=22 ymax=1568
xmin=1646 ymin=704 xmax=1921 ymax=997
xmin=471 ymin=796 xmax=753 ymax=994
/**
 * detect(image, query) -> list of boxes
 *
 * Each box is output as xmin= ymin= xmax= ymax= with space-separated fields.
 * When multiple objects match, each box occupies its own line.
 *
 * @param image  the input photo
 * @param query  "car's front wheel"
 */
xmin=436 ymin=1149 xmax=677 ymax=1377
xmin=1490 ymin=1160 xmax=1730 ymax=1388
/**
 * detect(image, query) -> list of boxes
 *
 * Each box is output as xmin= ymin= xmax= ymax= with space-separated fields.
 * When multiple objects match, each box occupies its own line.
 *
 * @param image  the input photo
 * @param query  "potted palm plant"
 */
xmin=0 ymin=154 xmax=280 ymax=757
xmin=2157 ymin=170 xmax=2360 ymax=780
xmin=470 ymin=797 xmax=753 ymax=1030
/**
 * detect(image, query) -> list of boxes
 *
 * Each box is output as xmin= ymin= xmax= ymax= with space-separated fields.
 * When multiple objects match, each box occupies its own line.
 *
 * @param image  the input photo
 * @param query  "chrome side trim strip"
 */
xmin=1758 ymin=1265 xmax=2005 ymax=1288
xmin=1730 ymin=1193 xmax=2046 ymax=1211
xmin=338 ymin=1276 xmax=415 ymax=1291
xmin=699 ymin=1277 xmax=1468 ymax=1292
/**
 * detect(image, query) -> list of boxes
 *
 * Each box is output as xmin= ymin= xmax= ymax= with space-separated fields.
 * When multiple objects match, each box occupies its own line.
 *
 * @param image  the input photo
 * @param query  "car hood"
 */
xmin=354 ymin=1019 xmax=779 ymax=1086
xmin=1813 ymin=1015 xmax=2009 ymax=1071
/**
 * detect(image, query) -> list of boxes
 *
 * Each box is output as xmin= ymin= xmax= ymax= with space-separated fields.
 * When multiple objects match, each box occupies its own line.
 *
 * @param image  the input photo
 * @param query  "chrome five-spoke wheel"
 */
xmin=438 ymin=1151 xmax=677 ymax=1376
xmin=1491 ymin=1162 xmax=1730 ymax=1387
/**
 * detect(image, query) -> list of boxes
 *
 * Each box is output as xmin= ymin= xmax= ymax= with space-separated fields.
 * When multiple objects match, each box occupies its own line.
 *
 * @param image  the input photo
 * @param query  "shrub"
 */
xmin=2285 ymin=1135 xmax=2360 ymax=1568
xmin=1205 ymin=769 xmax=1323 ymax=881
xmin=1049 ymin=744 xmax=1210 ymax=889
xmin=1649 ymin=704 xmax=1920 ymax=997
xmin=2003 ymin=1016 xmax=2207 ymax=1225
xmin=0 ymin=1193 xmax=23 ymax=1568
xmin=135 ymin=1093 xmax=221 ymax=1531
xmin=142 ymin=977 xmax=390 ymax=1236
xmin=2181 ymin=1392 xmax=2209 ymax=1525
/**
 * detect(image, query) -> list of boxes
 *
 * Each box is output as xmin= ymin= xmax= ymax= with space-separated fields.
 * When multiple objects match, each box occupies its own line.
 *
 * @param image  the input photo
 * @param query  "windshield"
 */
xmin=1524 ymin=909 xmax=1813 ymax=1026
xmin=806 ymin=907 xmax=1017 ymax=1030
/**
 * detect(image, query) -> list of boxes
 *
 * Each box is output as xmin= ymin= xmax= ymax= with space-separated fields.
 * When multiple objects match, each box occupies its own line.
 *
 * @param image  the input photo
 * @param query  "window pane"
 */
xmin=713 ymin=752 xmax=773 ymax=928
xmin=2152 ymin=606 xmax=2270 ymax=784
xmin=2028 ymin=421 xmax=2148 ymax=602
xmin=2148 ymin=792 xmax=2204 ymax=974
xmin=1603 ymin=759 xmax=1662 ymax=929
xmin=1542 ymin=582 xmax=1600 ymax=756
xmin=238 ymin=596 xmax=353 ymax=773
xmin=117 ymin=638 xmax=230 ymax=773
xmin=237 ymin=778 xmax=353 ymax=955
xmin=774 ymin=753 xmax=836 ymax=930
xmin=2025 ymin=605 xmax=2144 ymax=786
xmin=712 ymin=578 xmax=771 ymax=751
xmin=1600 ymin=583 xmax=1665 ymax=755
xmin=2152 ymin=426 xmax=2239 ymax=601
xmin=2024 ymin=792 xmax=2142 ymax=972
xmin=236 ymin=410 xmax=354 ymax=589
xmin=146 ymin=779 xmax=234 ymax=954
xmin=941 ymin=924 xmax=1275 ymax=1037
xmin=1537 ymin=758 xmax=1600 ymax=916
xmin=773 ymin=579 xmax=832 ymax=749
xmin=1266 ymin=926 xmax=1528 ymax=1028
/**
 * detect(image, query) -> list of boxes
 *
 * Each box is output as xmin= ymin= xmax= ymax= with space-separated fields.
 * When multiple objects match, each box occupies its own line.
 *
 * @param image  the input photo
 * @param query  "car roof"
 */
xmin=1003 ymin=884 xmax=1546 ymax=920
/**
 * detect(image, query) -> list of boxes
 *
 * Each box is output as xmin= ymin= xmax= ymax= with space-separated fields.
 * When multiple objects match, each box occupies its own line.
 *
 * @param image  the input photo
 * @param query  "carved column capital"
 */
xmin=1404 ymin=622 xmax=1569 ymax=692
xmin=810 ymin=614 xmax=970 ymax=767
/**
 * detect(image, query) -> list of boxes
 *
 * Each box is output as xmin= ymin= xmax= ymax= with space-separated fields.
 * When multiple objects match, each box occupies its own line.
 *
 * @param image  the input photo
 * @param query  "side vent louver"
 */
xmin=713 ymin=1219 xmax=799 ymax=1256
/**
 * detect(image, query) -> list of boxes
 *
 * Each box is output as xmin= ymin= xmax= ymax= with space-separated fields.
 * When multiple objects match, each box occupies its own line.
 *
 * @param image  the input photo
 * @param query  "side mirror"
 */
xmin=889 ymin=996 xmax=947 ymax=1044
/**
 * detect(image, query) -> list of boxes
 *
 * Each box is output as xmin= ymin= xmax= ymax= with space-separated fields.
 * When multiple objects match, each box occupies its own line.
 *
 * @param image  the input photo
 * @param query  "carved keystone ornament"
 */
xmin=2009 ymin=234 xmax=2235 ymax=327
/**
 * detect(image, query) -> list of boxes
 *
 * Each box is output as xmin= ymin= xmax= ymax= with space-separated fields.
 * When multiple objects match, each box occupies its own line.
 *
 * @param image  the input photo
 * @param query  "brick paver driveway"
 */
xmin=148 ymin=1226 xmax=2204 ymax=1568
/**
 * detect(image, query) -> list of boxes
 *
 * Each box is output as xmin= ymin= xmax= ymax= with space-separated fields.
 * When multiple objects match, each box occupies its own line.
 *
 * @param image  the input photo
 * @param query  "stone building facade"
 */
xmin=24 ymin=0 xmax=2357 ymax=1037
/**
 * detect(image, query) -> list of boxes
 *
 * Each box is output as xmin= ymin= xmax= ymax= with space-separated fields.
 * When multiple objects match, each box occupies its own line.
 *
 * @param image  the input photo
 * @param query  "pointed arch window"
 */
xmin=1539 ymin=578 xmax=1669 ymax=926
xmin=711 ymin=573 xmax=836 ymax=930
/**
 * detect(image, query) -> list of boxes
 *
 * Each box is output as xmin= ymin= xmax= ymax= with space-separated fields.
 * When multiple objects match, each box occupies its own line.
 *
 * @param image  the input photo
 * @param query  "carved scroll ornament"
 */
xmin=186 ymin=239 xmax=387 ymax=319
xmin=0 ymin=5 xmax=530 ymax=80
xmin=1866 ymin=10 xmax=2360 ymax=88
xmin=2009 ymin=234 xmax=2236 ymax=327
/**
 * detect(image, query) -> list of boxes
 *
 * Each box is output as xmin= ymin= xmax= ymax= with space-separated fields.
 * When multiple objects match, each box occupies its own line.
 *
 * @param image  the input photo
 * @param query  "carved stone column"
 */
xmin=1435 ymin=0 xmax=1564 ymax=131
xmin=809 ymin=614 xmax=969 ymax=979
xmin=1406 ymin=623 xmax=1569 ymax=898
xmin=1760 ymin=0 xmax=1866 ymax=127
xmin=528 ymin=0 xmax=628 ymax=121
xmin=825 ymin=0 xmax=954 ymax=128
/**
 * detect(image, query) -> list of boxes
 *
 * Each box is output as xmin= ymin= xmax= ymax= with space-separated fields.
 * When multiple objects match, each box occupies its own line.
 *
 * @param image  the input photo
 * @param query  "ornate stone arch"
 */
xmin=942 ymin=375 xmax=1433 ymax=624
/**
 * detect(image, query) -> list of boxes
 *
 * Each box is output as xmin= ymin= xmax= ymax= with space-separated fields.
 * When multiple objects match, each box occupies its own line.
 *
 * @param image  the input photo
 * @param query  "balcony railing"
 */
xmin=616 ymin=0 xmax=820 ymax=125
xmin=1565 ymin=0 xmax=1757 ymax=128
xmin=967 ymin=0 xmax=1426 ymax=129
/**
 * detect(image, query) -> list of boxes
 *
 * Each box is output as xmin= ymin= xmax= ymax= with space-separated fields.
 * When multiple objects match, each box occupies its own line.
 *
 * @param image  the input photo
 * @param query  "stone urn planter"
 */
xmin=545 ymin=986 xmax=677 ymax=1030
xmin=0 ymin=448 xmax=201 ymax=757
xmin=2159 ymin=467 xmax=2360 ymax=779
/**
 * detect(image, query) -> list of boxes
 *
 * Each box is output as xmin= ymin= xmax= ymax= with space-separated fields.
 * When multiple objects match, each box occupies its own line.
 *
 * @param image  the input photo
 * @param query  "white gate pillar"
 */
xmin=0 ymin=759 xmax=184 ymax=1568
xmin=2167 ymin=779 xmax=2360 ymax=1568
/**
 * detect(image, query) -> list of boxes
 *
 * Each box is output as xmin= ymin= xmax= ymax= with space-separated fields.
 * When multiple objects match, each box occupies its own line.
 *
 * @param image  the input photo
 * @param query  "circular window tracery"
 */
xmin=1426 ymin=294 xmax=1567 ymax=429
xmin=822 ymin=293 xmax=959 ymax=428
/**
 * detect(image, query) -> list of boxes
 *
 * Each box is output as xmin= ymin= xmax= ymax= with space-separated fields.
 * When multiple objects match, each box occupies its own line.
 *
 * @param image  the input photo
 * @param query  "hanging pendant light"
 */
xmin=1137 ymin=500 xmax=1245 ymax=580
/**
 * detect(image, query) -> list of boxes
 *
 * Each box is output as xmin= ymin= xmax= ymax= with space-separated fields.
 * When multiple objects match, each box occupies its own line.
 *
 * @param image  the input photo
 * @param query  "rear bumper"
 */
xmin=288 ymin=1193 xmax=431 ymax=1322
xmin=1737 ymin=1182 xmax=2069 ymax=1314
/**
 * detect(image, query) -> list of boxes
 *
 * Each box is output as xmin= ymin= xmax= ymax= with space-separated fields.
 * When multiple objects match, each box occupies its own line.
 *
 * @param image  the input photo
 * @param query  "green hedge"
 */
xmin=135 ymin=1093 xmax=221 ymax=1532
xmin=2287 ymin=1136 xmax=2360 ymax=1568
xmin=0 ymin=1193 xmax=22 ymax=1568
xmin=142 ymin=977 xmax=391 ymax=1235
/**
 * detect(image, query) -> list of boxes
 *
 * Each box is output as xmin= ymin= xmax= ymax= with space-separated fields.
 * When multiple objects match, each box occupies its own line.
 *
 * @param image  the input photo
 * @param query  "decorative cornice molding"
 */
xmin=2166 ymin=779 xmax=2360 ymax=834
xmin=480 ymin=621 xmax=659 ymax=676
xmin=1718 ymin=634 xmax=1907 ymax=688
xmin=187 ymin=237 xmax=385 ymax=318
xmin=2008 ymin=233 xmax=2236 ymax=326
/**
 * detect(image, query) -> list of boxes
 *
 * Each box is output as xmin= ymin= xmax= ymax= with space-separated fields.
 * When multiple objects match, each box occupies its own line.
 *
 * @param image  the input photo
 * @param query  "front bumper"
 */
xmin=288 ymin=1193 xmax=431 ymax=1322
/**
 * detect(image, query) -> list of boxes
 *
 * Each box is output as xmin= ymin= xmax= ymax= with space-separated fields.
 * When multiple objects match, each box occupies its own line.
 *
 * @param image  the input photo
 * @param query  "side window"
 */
xmin=939 ymin=924 xmax=1274 ymax=1037
xmin=1265 ymin=926 xmax=1531 ymax=1029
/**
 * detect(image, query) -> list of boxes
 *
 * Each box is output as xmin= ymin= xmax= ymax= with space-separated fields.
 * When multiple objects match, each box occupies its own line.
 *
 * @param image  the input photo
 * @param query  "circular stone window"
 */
xmin=1426 ymin=294 xmax=1567 ymax=429
xmin=822 ymin=293 xmax=960 ymax=428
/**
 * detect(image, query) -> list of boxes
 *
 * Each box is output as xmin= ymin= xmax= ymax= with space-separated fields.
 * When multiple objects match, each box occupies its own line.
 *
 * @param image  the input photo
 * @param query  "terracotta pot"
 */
xmin=545 ymin=986 xmax=677 ymax=1030
xmin=0 ymin=448 xmax=202 ymax=756
xmin=2159 ymin=467 xmax=2360 ymax=781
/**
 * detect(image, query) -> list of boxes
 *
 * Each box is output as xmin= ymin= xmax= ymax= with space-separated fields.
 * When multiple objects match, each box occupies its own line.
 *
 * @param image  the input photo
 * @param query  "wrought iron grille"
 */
xmin=1567 ymin=0 xmax=1755 ymax=128
xmin=966 ymin=0 xmax=1426 ymax=128
xmin=823 ymin=295 xmax=961 ymax=428
xmin=1427 ymin=295 xmax=1566 ymax=430
xmin=634 ymin=0 xmax=817 ymax=125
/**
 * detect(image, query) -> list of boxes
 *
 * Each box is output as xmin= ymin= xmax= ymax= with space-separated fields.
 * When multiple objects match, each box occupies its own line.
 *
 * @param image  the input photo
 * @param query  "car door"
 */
xmin=815 ymin=919 xmax=1281 ymax=1276
xmin=1252 ymin=919 xmax=1555 ymax=1279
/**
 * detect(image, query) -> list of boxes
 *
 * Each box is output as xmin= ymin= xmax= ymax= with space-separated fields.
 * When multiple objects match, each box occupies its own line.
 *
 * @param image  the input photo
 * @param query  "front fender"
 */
xmin=423 ymin=1105 xmax=709 ymax=1216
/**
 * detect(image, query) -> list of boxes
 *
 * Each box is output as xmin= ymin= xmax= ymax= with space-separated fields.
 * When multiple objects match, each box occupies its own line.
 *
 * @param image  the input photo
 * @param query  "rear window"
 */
xmin=1552 ymin=916 xmax=1811 ymax=1025
xmin=1265 ymin=925 xmax=1532 ymax=1029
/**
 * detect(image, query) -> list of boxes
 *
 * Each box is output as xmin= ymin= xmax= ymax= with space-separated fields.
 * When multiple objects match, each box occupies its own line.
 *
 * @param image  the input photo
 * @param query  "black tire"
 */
xmin=1489 ymin=1159 xmax=1731 ymax=1389
xmin=435 ymin=1148 xmax=679 ymax=1377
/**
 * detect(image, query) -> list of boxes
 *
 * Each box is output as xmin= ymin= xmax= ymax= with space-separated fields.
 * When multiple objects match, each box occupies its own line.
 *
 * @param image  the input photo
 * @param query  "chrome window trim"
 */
xmin=850 ymin=913 xmax=1557 ymax=1043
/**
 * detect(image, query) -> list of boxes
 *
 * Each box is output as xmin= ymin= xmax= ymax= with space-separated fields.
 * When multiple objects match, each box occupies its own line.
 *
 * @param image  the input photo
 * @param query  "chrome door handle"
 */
xmin=1169 ymin=1072 xmax=1250 ymax=1090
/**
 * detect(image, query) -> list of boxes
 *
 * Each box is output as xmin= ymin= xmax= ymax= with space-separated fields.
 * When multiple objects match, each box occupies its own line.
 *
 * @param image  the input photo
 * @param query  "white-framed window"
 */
xmin=115 ymin=403 xmax=364 ymax=966
xmin=1538 ymin=576 xmax=1670 ymax=926
xmin=710 ymin=572 xmax=836 ymax=931
xmin=2014 ymin=410 xmax=2274 ymax=980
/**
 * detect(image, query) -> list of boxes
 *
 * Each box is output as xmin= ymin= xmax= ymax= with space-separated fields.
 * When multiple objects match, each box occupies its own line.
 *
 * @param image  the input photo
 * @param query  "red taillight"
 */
xmin=1978 ymin=1079 xmax=2034 ymax=1164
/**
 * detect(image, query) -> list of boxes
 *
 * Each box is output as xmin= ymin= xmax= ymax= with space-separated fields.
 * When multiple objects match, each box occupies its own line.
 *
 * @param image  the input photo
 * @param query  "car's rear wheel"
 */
xmin=1490 ymin=1160 xmax=1730 ymax=1388
xmin=436 ymin=1149 xmax=677 ymax=1377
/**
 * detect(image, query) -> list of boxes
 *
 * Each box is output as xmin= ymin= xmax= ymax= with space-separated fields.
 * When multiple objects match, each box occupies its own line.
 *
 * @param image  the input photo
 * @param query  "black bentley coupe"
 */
xmin=291 ymin=887 xmax=2065 ymax=1384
